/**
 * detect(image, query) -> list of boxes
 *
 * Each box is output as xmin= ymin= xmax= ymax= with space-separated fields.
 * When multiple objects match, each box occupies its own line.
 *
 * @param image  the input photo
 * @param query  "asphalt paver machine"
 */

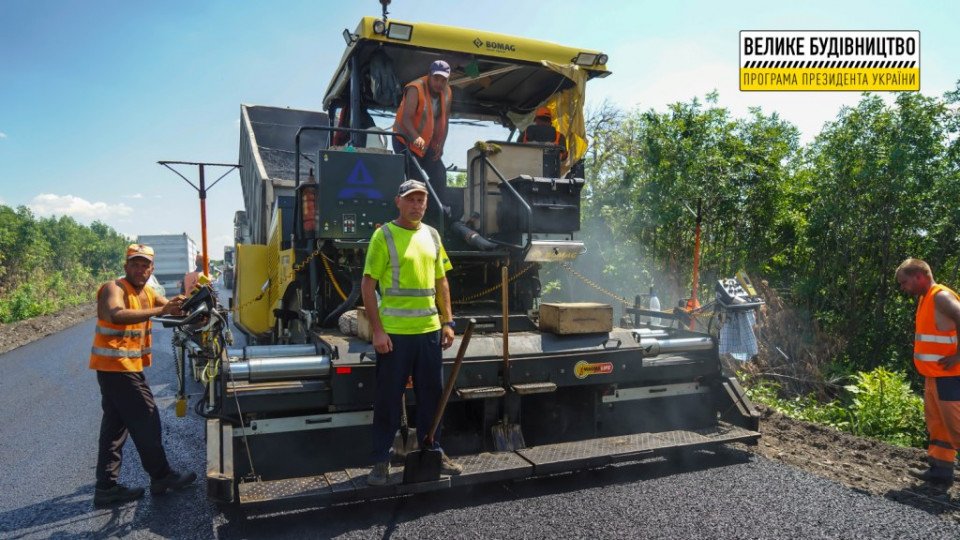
xmin=182 ymin=11 xmax=759 ymax=506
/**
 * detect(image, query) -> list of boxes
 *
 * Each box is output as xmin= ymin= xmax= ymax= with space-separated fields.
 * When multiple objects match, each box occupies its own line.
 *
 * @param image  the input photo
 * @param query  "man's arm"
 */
xmin=935 ymin=290 xmax=960 ymax=369
xmin=436 ymin=276 xmax=454 ymax=350
xmin=398 ymin=86 xmax=425 ymax=152
xmin=98 ymin=281 xmax=183 ymax=325
xmin=361 ymin=274 xmax=392 ymax=354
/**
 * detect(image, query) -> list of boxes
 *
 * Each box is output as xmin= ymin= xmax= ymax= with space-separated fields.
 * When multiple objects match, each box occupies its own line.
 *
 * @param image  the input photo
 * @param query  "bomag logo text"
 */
xmin=474 ymin=37 xmax=516 ymax=52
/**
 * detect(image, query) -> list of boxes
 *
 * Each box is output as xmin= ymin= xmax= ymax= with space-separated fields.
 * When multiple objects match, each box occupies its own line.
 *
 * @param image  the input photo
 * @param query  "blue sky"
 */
xmin=1 ymin=0 xmax=957 ymax=259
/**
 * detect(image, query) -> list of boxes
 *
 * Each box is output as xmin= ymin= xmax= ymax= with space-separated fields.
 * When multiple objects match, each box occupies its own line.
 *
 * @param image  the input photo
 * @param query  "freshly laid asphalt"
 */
xmin=2 ymin=318 xmax=959 ymax=539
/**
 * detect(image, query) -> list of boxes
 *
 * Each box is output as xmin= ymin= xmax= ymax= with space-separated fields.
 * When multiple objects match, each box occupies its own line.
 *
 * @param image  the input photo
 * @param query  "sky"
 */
xmin=1 ymin=0 xmax=957 ymax=260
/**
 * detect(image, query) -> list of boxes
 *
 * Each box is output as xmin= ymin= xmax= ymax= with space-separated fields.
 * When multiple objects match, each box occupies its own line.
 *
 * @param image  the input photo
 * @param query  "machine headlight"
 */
xmin=372 ymin=19 xmax=386 ymax=35
xmin=386 ymin=23 xmax=413 ymax=41
xmin=573 ymin=52 xmax=599 ymax=66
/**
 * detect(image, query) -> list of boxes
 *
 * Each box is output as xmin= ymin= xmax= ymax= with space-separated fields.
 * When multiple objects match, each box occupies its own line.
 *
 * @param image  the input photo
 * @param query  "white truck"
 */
xmin=136 ymin=233 xmax=198 ymax=294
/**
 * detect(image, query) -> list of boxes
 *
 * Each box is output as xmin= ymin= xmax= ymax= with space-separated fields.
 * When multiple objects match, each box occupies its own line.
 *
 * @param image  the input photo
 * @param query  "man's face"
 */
xmin=396 ymin=191 xmax=428 ymax=224
xmin=897 ymin=271 xmax=926 ymax=297
xmin=427 ymin=73 xmax=448 ymax=95
xmin=125 ymin=257 xmax=154 ymax=287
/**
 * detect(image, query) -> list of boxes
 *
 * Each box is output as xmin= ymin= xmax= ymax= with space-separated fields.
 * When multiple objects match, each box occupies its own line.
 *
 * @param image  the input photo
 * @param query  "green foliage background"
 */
xmin=573 ymin=86 xmax=960 ymax=375
xmin=0 ymin=205 xmax=130 ymax=323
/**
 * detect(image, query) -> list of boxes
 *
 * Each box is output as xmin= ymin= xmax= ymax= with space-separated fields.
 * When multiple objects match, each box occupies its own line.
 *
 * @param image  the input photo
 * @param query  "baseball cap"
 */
xmin=126 ymin=244 xmax=155 ymax=261
xmin=397 ymin=179 xmax=428 ymax=198
xmin=535 ymin=106 xmax=552 ymax=120
xmin=430 ymin=60 xmax=451 ymax=78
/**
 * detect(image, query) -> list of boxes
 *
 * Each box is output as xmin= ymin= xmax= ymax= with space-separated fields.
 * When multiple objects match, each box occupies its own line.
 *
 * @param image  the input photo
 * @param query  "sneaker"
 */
xmin=367 ymin=461 xmax=390 ymax=486
xmin=440 ymin=453 xmax=463 ymax=476
xmin=94 ymin=484 xmax=145 ymax=506
xmin=150 ymin=470 xmax=198 ymax=495
xmin=908 ymin=467 xmax=954 ymax=485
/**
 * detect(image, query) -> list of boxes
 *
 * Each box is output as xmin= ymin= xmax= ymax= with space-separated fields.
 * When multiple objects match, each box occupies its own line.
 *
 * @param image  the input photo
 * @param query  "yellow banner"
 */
xmin=741 ymin=68 xmax=919 ymax=91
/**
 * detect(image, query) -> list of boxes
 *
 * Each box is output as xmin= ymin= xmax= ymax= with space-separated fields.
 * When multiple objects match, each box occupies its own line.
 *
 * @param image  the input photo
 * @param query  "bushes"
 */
xmin=745 ymin=366 xmax=926 ymax=449
xmin=0 ymin=206 xmax=128 ymax=323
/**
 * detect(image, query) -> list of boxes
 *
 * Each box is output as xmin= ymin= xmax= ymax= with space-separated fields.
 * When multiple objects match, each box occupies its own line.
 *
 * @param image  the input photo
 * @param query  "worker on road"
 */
xmin=181 ymin=253 xmax=205 ymax=295
xmin=392 ymin=60 xmax=452 ymax=203
xmin=89 ymin=244 xmax=197 ymax=506
xmin=522 ymin=106 xmax=568 ymax=163
xmin=897 ymin=258 xmax=960 ymax=486
xmin=361 ymin=179 xmax=462 ymax=486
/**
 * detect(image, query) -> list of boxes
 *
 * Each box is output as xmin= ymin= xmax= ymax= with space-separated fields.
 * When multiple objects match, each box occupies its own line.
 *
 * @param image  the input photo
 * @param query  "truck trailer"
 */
xmin=136 ymin=233 xmax=198 ymax=295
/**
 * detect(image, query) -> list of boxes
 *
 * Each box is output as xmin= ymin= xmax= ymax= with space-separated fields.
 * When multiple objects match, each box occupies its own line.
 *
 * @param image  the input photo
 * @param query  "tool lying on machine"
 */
xmin=404 ymin=319 xmax=476 ymax=484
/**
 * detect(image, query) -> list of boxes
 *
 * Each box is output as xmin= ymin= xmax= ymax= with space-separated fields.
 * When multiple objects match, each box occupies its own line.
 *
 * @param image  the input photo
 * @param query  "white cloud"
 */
xmin=123 ymin=193 xmax=144 ymax=199
xmin=28 ymin=193 xmax=133 ymax=222
xmin=0 ymin=131 xmax=7 ymax=139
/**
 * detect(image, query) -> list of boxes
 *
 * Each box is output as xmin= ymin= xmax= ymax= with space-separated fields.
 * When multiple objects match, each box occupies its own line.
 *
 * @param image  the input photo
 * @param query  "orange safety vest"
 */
xmin=914 ymin=283 xmax=960 ymax=377
xmin=89 ymin=278 xmax=156 ymax=372
xmin=393 ymin=76 xmax=451 ymax=157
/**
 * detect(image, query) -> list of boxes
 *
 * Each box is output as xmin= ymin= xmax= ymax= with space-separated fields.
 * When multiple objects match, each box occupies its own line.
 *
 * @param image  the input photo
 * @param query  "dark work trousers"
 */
xmin=393 ymin=137 xmax=447 ymax=203
xmin=95 ymin=371 xmax=171 ymax=488
xmin=371 ymin=331 xmax=444 ymax=463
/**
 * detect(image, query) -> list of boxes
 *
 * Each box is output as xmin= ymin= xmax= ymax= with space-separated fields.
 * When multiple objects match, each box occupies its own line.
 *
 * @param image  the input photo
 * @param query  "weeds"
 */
xmin=744 ymin=366 xmax=927 ymax=449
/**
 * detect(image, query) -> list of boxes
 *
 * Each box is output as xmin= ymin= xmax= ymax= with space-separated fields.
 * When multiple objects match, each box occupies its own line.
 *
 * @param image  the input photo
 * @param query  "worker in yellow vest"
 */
xmin=393 ymin=60 xmax=452 ymax=202
xmin=361 ymin=179 xmax=461 ymax=486
xmin=897 ymin=258 xmax=960 ymax=486
xmin=89 ymin=244 xmax=197 ymax=505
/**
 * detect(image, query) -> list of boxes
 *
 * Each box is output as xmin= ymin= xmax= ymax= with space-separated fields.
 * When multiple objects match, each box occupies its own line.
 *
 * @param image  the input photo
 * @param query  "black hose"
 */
xmin=450 ymin=221 xmax=498 ymax=250
xmin=321 ymin=279 xmax=362 ymax=327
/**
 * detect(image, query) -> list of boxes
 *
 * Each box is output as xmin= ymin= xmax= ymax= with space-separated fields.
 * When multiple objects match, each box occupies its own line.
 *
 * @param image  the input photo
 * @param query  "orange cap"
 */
xmin=535 ymin=106 xmax=552 ymax=119
xmin=126 ymin=244 xmax=154 ymax=261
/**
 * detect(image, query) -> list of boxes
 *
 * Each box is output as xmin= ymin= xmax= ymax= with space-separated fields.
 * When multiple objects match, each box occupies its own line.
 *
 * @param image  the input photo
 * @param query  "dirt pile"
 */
xmin=0 ymin=302 xmax=95 ymax=356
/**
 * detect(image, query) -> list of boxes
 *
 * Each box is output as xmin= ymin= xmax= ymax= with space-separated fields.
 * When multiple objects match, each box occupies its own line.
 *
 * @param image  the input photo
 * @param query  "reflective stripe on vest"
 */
xmin=379 ymin=223 xmax=441 ymax=318
xmin=913 ymin=283 xmax=960 ymax=376
xmin=89 ymin=278 xmax=156 ymax=372
xmin=94 ymin=326 xmax=145 ymax=338
xmin=393 ymin=76 xmax=451 ymax=157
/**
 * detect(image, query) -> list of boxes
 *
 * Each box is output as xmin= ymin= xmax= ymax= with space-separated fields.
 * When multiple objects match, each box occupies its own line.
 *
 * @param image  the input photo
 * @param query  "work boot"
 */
xmin=440 ymin=453 xmax=464 ymax=476
xmin=150 ymin=470 xmax=198 ymax=495
xmin=93 ymin=484 xmax=145 ymax=506
xmin=908 ymin=466 xmax=954 ymax=485
xmin=367 ymin=462 xmax=390 ymax=486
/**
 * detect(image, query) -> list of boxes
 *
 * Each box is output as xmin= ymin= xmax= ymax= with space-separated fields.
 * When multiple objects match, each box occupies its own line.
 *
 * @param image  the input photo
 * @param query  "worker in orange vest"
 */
xmin=393 ymin=59 xmax=452 ymax=202
xmin=522 ymin=106 xmax=568 ymax=162
xmin=89 ymin=244 xmax=197 ymax=505
xmin=897 ymin=258 xmax=960 ymax=486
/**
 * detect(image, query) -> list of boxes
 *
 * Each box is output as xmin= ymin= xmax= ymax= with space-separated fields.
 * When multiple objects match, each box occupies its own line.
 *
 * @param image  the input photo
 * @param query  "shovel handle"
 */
xmin=425 ymin=319 xmax=476 ymax=444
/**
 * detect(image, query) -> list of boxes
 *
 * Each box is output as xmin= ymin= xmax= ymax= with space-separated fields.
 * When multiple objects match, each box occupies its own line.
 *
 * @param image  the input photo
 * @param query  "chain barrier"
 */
xmin=559 ymin=263 xmax=633 ymax=304
xmin=452 ymin=263 xmax=537 ymax=305
xmin=229 ymin=243 xmax=328 ymax=315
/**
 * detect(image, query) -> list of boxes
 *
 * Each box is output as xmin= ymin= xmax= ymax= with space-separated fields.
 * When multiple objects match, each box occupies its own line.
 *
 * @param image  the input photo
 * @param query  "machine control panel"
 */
xmin=715 ymin=272 xmax=764 ymax=310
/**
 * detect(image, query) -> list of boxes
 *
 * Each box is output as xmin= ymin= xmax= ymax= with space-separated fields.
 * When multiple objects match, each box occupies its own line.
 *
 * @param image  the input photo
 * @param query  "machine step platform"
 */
xmin=235 ymin=423 xmax=759 ymax=507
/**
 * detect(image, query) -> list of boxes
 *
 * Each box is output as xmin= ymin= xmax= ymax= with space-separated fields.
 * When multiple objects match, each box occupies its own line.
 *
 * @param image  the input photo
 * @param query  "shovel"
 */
xmin=492 ymin=265 xmax=526 ymax=451
xmin=403 ymin=319 xmax=476 ymax=484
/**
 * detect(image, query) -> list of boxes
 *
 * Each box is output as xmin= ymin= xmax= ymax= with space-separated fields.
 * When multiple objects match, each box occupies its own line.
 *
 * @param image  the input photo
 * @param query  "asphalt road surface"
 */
xmin=2 ymin=317 xmax=960 ymax=539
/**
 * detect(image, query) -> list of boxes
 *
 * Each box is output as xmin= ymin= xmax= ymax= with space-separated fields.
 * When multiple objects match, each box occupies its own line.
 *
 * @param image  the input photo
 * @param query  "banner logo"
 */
xmin=740 ymin=31 xmax=919 ymax=91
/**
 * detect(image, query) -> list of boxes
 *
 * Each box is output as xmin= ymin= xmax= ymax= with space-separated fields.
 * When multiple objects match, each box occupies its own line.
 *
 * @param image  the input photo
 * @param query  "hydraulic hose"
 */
xmin=450 ymin=221 xmax=498 ymax=251
xmin=321 ymin=279 xmax=362 ymax=328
